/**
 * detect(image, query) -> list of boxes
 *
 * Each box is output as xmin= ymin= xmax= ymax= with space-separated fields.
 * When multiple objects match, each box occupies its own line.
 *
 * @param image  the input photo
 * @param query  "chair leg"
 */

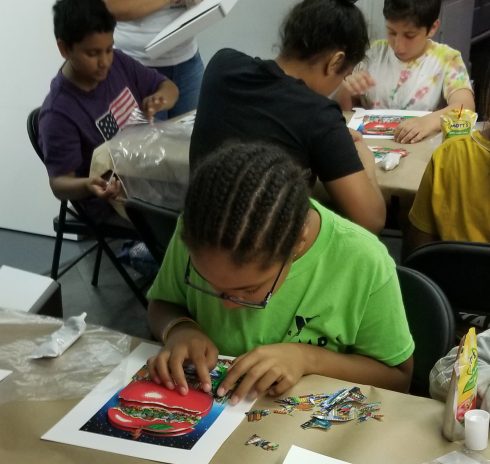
xmin=51 ymin=201 xmax=68 ymax=280
xmin=91 ymin=244 xmax=103 ymax=286
xmin=97 ymin=239 xmax=148 ymax=308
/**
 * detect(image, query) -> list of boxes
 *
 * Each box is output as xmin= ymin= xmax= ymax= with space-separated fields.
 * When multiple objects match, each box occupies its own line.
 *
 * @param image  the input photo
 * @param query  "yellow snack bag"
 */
xmin=441 ymin=108 xmax=478 ymax=141
xmin=442 ymin=327 xmax=478 ymax=441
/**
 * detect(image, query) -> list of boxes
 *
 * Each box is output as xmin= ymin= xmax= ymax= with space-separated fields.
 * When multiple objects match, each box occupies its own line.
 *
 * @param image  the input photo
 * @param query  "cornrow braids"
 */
xmin=182 ymin=142 xmax=311 ymax=266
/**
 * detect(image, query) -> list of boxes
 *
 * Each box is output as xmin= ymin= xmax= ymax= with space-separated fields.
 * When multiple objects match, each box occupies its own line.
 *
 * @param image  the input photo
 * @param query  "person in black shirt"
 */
xmin=190 ymin=0 xmax=386 ymax=234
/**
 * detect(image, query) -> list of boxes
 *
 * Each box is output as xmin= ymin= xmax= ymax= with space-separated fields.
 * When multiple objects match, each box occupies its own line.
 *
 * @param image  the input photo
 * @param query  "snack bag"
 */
xmin=442 ymin=327 xmax=479 ymax=441
xmin=441 ymin=108 xmax=477 ymax=141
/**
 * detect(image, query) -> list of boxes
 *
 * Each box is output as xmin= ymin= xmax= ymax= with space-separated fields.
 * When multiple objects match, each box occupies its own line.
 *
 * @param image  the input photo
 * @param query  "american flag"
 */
xmin=96 ymin=87 xmax=138 ymax=140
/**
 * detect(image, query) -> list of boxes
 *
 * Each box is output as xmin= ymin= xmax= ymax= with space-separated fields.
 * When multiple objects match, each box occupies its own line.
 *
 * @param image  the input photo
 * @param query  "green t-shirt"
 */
xmin=148 ymin=200 xmax=414 ymax=366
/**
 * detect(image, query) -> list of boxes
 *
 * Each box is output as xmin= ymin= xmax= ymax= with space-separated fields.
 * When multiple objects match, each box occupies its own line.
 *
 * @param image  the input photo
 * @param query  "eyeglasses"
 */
xmin=184 ymin=256 xmax=287 ymax=309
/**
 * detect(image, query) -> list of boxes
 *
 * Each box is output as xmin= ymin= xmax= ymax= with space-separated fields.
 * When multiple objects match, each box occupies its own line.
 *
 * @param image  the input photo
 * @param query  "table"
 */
xmin=1 ymin=310 xmax=488 ymax=464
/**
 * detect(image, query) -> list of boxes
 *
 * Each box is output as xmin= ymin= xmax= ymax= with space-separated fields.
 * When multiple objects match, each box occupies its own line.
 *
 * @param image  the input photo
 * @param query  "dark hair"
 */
xmin=279 ymin=0 xmax=369 ymax=71
xmin=182 ymin=143 xmax=310 ymax=266
xmin=53 ymin=0 xmax=116 ymax=47
xmin=383 ymin=0 xmax=442 ymax=30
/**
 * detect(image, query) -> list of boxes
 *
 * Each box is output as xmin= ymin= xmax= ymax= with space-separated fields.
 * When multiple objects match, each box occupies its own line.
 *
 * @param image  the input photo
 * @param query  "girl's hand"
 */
xmin=216 ymin=344 xmax=306 ymax=405
xmin=147 ymin=323 xmax=219 ymax=396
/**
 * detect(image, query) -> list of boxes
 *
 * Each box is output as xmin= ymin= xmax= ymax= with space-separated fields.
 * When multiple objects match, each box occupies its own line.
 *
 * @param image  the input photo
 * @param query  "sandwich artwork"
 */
xmin=42 ymin=343 xmax=252 ymax=464
xmin=80 ymin=360 xmax=235 ymax=449
xmin=347 ymin=109 xmax=430 ymax=139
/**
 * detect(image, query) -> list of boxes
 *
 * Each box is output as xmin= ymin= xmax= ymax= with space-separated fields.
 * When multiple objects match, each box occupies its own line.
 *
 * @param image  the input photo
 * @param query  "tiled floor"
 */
xmin=0 ymin=228 xmax=152 ymax=340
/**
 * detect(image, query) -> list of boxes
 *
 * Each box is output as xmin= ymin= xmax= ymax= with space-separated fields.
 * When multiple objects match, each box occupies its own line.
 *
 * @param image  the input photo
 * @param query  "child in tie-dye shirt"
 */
xmin=337 ymin=0 xmax=474 ymax=144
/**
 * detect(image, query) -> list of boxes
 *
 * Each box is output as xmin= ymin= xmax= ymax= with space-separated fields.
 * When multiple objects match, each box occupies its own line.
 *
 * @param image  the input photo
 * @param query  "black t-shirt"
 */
xmin=189 ymin=48 xmax=363 ymax=182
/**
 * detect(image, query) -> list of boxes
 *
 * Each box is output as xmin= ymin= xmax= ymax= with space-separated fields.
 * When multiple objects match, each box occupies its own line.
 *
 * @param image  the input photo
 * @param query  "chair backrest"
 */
xmin=403 ymin=241 xmax=490 ymax=316
xmin=396 ymin=265 xmax=455 ymax=397
xmin=27 ymin=107 xmax=44 ymax=163
xmin=125 ymin=197 xmax=180 ymax=264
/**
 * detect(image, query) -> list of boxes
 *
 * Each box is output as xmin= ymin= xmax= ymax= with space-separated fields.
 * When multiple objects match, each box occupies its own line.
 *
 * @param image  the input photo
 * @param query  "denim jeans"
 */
xmin=151 ymin=51 xmax=204 ymax=120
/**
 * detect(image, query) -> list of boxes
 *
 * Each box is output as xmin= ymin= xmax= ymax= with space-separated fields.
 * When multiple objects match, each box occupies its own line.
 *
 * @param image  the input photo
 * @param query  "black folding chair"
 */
xmin=27 ymin=107 xmax=147 ymax=308
xmin=397 ymin=265 xmax=456 ymax=397
xmin=403 ymin=241 xmax=490 ymax=334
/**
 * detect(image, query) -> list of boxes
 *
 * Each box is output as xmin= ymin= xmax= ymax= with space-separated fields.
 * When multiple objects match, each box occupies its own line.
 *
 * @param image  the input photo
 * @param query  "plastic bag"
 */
xmin=0 ymin=309 xmax=131 ymax=404
xmin=442 ymin=328 xmax=479 ymax=441
xmin=431 ymin=329 xmax=490 ymax=413
xmin=108 ymin=110 xmax=192 ymax=210
xmin=89 ymin=110 xmax=192 ymax=219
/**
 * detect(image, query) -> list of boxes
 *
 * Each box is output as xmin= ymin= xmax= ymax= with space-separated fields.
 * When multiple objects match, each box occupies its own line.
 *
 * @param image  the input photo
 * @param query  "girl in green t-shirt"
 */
xmin=146 ymin=141 xmax=414 ymax=405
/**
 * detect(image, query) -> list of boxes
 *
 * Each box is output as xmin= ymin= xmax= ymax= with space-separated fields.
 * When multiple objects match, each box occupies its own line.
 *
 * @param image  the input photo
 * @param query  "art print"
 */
xmin=347 ymin=109 xmax=430 ymax=139
xmin=43 ymin=343 xmax=253 ymax=463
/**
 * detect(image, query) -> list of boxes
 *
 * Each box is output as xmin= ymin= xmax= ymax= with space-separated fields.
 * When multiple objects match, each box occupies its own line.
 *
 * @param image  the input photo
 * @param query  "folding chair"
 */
xmin=397 ymin=265 xmax=456 ymax=397
xmin=403 ymin=241 xmax=490 ymax=333
xmin=27 ymin=107 xmax=147 ymax=308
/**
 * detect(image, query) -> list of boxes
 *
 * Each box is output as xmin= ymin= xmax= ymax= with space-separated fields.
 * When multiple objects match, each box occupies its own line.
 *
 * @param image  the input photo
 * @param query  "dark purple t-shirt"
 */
xmin=39 ymin=49 xmax=166 ymax=178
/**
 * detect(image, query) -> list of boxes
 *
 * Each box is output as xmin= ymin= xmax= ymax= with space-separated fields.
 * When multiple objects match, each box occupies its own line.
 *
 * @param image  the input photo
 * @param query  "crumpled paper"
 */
xmin=30 ymin=312 xmax=87 ymax=359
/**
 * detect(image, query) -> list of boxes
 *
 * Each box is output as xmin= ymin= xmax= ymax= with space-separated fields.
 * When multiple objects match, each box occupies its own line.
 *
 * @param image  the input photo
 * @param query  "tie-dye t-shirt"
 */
xmin=358 ymin=40 xmax=472 ymax=111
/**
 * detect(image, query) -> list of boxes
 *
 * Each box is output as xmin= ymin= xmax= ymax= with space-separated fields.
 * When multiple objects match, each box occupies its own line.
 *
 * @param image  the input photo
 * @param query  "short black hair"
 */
xmin=279 ymin=0 xmax=369 ymax=71
xmin=53 ymin=0 xmax=116 ymax=47
xmin=383 ymin=0 xmax=442 ymax=30
xmin=182 ymin=142 xmax=311 ymax=266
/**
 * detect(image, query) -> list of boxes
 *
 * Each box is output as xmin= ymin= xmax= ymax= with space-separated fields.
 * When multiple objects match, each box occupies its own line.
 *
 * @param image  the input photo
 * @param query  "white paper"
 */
xmin=42 ymin=343 xmax=253 ymax=464
xmin=348 ymin=109 xmax=431 ymax=139
xmin=145 ymin=0 xmax=237 ymax=58
xmin=0 ymin=369 xmax=12 ymax=382
xmin=283 ymin=445 xmax=351 ymax=464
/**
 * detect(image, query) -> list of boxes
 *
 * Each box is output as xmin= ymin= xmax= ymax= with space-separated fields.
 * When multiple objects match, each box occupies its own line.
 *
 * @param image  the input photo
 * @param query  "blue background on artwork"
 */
xmin=80 ymin=389 xmax=225 ymax=450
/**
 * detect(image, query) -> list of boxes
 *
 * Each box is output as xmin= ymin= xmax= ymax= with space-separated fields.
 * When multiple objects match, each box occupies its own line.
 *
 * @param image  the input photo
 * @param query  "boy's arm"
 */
xmin=335 ymin=70 xmax=376 ymax=111
xmin=49 ymin=172 xmax=121 ymax=201
xmin=394 ymin=89 xmax=475 ymax=144
xmin=324 ymin=140 xmax=386 ymax=234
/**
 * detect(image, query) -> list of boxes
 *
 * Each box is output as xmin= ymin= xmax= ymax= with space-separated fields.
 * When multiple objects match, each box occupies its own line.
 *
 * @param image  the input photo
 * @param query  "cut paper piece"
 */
xmin=348 ymin=109 xmax=430 ymax=139
xmin=0 ymin=369 xmax=12 ymax=382
xmin=283 ymin=445 xmax=351 ymax=463
xmin=369 ymin=146 xmax=408 ymax=164
xmin=42 ymin=343 xmax=253 ymax=464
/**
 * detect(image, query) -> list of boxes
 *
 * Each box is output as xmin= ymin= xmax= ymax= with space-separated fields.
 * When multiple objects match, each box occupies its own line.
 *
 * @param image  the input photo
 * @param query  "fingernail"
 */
xmin=202 ymin=383 xmax=211 ymax=393
xmin=179 ymin=386 xmax=188 ymax=396
xmin=229 ymin=395 xmax=238 ymax=406
xmin=217 ymin=386 xmax=226 ymax=397
xmin=153 ymin=377 xmax=161 ymax=385
xmin=165 ymin=381 xmax=174 ymax=390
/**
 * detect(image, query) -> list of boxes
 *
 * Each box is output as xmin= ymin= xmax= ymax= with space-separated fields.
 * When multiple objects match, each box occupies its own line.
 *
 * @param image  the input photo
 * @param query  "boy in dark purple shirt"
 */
xmin=39 ymin=0 xmax=179 ymax=220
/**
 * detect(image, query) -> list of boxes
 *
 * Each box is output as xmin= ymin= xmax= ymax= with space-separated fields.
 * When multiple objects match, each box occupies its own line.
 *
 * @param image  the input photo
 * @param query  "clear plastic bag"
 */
xmin=0 ymin=309 xmax=131 ymax=404
xmin=109 ymin=110 xmax=192 ymax=210
xmin=90 ymin=110 xmax=192 ymax=220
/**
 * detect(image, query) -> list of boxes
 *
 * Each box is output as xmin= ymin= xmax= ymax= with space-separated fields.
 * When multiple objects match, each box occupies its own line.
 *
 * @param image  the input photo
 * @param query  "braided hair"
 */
xmin=182 ymin=143 xmax=310 ymax=267
xmin=279 ymin=0 xmax=369 ymax=71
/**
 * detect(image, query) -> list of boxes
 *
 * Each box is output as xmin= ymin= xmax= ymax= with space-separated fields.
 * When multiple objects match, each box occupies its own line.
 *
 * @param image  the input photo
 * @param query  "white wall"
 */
xmin=0 ymin=0 xmax=63 ymax=236
xmin=197 ymin=0 xmax=385 ymax=64
xmin=0 ymin=0 xmax=385 ymax=237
